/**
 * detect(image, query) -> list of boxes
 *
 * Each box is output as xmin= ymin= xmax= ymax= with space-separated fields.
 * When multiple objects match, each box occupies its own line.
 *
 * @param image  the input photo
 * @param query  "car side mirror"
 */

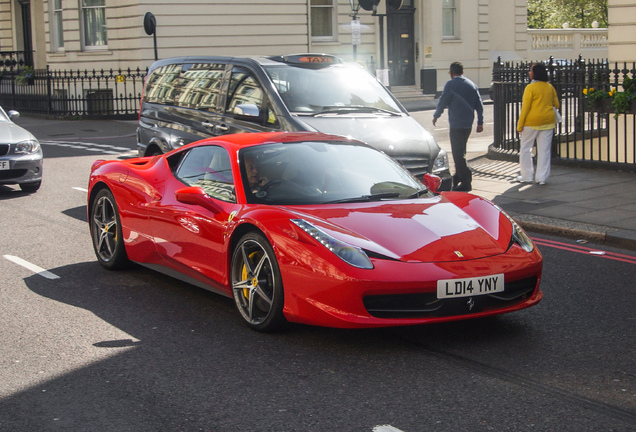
xmin=423 ymin=173 xmax=442 ymax=194
xmin=175 ymin=186 xmax=222 ymax=213
xmin=7 ymin=110 xmax=20 ymax=120
xmin=233 ymin=103 xmax=261 ymax=122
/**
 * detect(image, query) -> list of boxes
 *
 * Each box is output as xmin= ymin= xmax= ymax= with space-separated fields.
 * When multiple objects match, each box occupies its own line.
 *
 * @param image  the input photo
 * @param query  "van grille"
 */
xmin=394 ymin=156 xmax=430 ymax=177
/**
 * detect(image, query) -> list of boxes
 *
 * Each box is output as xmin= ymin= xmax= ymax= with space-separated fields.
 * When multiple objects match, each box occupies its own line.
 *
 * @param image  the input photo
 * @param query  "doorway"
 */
xmin=387 ymin=4 xmax=415 ymax=86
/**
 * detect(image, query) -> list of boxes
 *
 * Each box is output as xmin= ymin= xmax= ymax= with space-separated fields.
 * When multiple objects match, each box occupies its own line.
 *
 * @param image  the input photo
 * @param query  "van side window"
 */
xmin=175 ymin=146 xmax=236 ymax=203
xmin=226 ymin=68 xmax=277 ymax=126
xmin=176 ymin=63 xmax=225 ymax=112
xmin=143 ymin=64 xmax=182 ymax=104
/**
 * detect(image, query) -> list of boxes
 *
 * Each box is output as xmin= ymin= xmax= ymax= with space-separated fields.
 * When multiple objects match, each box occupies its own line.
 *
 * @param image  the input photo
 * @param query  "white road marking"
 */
xmin=40 ymin=140 xmax=131 ymax=154
xmin=3 ymin=255 xmax=60 ymax=280
xmin=73 ymin=187 xmax=88 ymax=193
xmin=373 ymin=426 xmax=405 ymax=432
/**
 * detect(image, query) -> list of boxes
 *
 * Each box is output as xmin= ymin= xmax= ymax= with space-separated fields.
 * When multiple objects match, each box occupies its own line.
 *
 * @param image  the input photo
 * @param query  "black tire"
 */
xmin=231 ymin=232 xmax=286 ymax=332
xmin=19 ymin=181 xmax=41 ymax=193
xmin=90 ymin=188 xmax=130 ymax=270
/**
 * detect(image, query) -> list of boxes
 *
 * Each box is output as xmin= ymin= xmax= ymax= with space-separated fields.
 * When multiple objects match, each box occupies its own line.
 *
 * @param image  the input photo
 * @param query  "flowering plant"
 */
xmin=15 ymin=66 xmax=34 ymax=86
xmin=584 ymin=77 xmax=636 ymax=118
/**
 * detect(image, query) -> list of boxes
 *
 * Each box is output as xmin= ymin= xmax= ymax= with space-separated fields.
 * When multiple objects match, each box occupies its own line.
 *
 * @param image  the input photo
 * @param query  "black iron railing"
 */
xmin=491 ymin=56 xmax=635 ymax=167
xmin=0 ymin=65 xmax=147 ymax=119
xmin=1 ymin=50 xmax=32 ymax=69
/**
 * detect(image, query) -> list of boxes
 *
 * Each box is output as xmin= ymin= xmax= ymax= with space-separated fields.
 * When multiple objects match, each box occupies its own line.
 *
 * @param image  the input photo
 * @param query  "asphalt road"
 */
xmin=0 ymin=126 xmax=635 ymax=431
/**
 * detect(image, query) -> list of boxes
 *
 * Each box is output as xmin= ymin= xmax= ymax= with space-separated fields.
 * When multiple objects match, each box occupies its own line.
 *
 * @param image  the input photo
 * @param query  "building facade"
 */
xmin=0 ymin=0 xmax=621 ymax=92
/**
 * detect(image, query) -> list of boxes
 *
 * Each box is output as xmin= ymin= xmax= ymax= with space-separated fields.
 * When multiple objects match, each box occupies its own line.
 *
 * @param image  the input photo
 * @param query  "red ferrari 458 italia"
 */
xmin=88 ymin=132 xmax=542 ymax=331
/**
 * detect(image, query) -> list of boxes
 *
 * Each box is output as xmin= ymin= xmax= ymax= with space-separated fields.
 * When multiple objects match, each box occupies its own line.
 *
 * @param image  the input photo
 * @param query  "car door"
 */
xmin=148 ymin=145 xmax=238 ymax=291
xmin=217 ymin=66 xmax=281 ymax=135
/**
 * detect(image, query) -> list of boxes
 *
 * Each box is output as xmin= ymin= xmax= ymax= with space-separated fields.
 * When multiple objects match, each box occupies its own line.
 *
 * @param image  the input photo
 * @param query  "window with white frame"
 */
xmin=51 ymin=0 xmax=64 ymax=51
xmin=311 ymin=0 xmax=336 ymax=42
xmin=80 ymin=0 xmax=108 ymax=50
xmin=442 ymin=0 xmax=457 ymax=38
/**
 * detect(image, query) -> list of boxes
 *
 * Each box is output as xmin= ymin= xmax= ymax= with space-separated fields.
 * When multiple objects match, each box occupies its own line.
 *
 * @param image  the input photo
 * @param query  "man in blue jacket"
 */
xmin=432 ymin=62 xmax=484 ymax=191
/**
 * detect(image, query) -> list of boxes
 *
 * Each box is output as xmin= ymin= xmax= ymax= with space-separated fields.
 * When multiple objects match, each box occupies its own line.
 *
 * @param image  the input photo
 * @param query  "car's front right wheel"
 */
xmin=231 ymin=232 xmax=286 ymax=332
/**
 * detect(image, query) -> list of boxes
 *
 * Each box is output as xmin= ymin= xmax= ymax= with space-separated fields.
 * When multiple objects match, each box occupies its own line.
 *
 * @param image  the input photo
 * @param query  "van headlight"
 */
xmin=432 ymin=149 xmax=449 ymax=173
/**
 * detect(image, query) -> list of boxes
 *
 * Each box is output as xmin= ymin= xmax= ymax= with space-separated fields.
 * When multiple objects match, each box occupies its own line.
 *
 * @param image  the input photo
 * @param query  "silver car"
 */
xmin=0 ymin=107 xmax=43 ymax=193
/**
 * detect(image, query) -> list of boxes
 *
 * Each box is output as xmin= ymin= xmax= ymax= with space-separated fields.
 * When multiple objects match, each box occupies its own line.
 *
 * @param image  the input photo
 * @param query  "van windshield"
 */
xmin=263 ymin=64 xmax=403 ymax=116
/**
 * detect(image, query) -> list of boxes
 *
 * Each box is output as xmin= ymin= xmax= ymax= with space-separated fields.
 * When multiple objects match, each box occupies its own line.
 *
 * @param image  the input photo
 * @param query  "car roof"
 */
xmin=180 ymin=131 xmax=363 ymax=153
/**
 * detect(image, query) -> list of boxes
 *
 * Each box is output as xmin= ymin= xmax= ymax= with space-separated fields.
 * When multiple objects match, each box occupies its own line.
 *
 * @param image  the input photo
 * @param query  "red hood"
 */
xmin=289 ymin=194 xmax=512 ymax=263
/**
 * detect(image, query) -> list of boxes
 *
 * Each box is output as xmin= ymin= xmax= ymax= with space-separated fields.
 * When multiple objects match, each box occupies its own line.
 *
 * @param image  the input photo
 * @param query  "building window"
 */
xmin=442 ymin=0 xmax=457 ymax=38
xmin=51 ymin=0 xmax=64 ymax=51
xmin=80 ymin=0 xmax=108 ymax=50
xmin=311 ymin=0 xmax=336 ymax=42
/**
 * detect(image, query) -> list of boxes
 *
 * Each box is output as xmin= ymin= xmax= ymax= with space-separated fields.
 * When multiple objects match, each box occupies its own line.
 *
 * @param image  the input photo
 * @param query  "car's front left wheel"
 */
xmin=231 ymin=232 xmax=286 ymax=332
xmin=20 ymin=181 xmax=41 ymax=193
xmin=90 ymin=188 xmax=130 ymax=270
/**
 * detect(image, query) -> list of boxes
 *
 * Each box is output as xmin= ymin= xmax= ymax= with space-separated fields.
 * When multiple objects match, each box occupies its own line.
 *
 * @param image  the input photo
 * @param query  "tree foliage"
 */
xmin=528 ymin=0 xmax=608 ymax=29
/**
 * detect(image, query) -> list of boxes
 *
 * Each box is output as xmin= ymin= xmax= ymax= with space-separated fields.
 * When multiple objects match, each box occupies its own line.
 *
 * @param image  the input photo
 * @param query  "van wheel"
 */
xmin=146 ymin=147 xmax=163 ymax=156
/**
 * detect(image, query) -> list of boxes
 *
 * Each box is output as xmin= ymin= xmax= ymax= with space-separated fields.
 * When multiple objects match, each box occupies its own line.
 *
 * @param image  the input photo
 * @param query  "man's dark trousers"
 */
xmin=450 ymin=128 xmax=472 ymax=188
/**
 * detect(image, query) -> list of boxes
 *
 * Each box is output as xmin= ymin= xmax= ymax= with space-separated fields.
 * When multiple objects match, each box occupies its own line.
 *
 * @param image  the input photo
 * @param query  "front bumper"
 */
xmin=0 ymin=154 xmax=43 ymax=185
xmin=280 ymin=244 xmax=543 ymax=328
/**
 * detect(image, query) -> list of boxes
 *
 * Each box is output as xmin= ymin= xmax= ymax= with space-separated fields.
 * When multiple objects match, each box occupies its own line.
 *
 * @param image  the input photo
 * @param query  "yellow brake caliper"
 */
xmin=242 ymin=252 xmax=259 ymax=299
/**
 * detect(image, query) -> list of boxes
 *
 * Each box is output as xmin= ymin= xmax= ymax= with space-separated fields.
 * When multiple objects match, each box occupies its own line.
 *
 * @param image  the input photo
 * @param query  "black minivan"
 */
xmin=137 ymin=54 xmax=449 ymax=182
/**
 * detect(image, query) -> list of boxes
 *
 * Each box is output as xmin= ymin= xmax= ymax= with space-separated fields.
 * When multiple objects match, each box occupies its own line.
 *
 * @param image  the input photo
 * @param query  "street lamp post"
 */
xmin=349 ymin=1 xmax=362 ymax=61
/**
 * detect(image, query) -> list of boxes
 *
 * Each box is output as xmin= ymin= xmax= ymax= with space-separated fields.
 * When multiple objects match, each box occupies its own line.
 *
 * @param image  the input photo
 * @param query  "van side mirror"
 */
xmin=233 ymin=104 xmax=261 ymax=122
xmin=423 ymin=173 xmax=442 ymax=194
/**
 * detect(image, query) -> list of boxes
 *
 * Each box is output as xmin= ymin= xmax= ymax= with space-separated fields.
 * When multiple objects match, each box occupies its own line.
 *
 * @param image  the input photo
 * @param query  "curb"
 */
xmin=510 ymin=212 xmax=636 ymax=251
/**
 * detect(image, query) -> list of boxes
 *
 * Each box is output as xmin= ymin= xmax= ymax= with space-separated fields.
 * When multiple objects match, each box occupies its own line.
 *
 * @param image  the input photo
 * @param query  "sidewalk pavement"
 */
xmin=410 ymin=98 xmax=636 ymax=250
xmin=15 ymin=106 xmax=636 ymax=251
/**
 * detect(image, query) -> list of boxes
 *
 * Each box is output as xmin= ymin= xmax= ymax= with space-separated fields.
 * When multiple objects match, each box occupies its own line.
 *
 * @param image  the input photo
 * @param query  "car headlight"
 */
xmin=432 ymin=149 xmax=449 ymax=173
xmin=511 ymin=219 xmax=534 ymax=252
xmin=500 ymin=211 xmax=534 ymax=253
xmin=14 ymin=139 xmax=40 ymax=154
xmin=291 ymin=219 xmax=373 ymax=269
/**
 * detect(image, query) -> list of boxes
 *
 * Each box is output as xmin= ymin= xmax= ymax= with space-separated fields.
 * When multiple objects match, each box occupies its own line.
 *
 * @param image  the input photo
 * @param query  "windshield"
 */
xmin=240 ymin=141 xmax=430 ymax=205
xmin=264 ymin=64 xmax=403 ymax=116
xmin=0 ymin=107 xmax=10 ymax=122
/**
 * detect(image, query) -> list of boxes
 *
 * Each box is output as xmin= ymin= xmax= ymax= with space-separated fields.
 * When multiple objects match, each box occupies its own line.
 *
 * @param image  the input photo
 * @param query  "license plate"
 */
xmin=437 ymin=274 xmax=504 ymax=299
xmin=0 ymin=161 xmax=9 ymax=170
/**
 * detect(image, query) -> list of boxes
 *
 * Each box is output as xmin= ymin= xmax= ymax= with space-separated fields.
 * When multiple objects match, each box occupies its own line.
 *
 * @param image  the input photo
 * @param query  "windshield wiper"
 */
xmin=326 ymin=192 xmax=401 ymax=204
xmin=407 ymin=189 xmax=429 ymax=199
xmin=312 ymin=106 xmax=400 ymax=117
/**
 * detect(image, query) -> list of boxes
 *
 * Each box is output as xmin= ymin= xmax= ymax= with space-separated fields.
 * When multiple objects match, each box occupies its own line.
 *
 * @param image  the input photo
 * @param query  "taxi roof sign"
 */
xmin=270 ymin=54 xmax=341 ymax=68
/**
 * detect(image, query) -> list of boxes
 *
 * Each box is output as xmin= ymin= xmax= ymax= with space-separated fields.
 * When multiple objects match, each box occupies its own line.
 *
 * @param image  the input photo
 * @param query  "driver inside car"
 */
xmin=244 ymin=154 xmax=269 ymax=193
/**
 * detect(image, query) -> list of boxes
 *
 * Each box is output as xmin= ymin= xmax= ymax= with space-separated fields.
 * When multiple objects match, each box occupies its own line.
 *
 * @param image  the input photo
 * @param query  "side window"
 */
xmin=311 ymin=0 xmax=336 ymax=42
xmin=50 ymin=0 xmax=64 ymax=52
xmin=442 ymin=0 xmax=457 ymax=38
xmin=176 ymin=63 xmax=225 ymax=112
xmin=80 ymin=0 xmax=108 ymax=50
xmin=143 ymin=64 xmax=182 ymax=105
xmin=175 ymin=146 xmax=236 ymax=203
xmin=226 ymin=68 xmax=278 ymax=126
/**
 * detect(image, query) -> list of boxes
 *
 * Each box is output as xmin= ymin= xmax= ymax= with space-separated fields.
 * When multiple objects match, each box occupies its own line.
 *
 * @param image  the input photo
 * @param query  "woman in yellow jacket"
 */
xmin=516 ymin=62 xmax=560 ymax=185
